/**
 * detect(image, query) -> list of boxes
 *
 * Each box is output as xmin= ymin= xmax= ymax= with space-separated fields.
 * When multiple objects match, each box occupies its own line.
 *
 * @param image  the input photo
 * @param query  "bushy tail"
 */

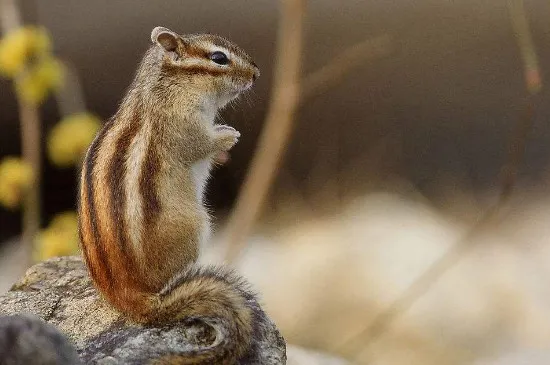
xmin=141 ymin=265 xmax=257 ymax=365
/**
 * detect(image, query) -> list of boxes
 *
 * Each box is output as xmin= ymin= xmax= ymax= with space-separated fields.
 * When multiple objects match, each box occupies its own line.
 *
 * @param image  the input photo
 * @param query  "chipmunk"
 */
xmin=78 ymin=26 xmax=261 ymax=364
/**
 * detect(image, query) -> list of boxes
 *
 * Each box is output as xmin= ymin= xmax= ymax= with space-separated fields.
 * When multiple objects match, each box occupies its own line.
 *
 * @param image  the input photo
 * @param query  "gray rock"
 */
xmin=0 ymin=256 xmax=286 ymax=364
xmin=0 ymin=314 xmax=81 ymax=365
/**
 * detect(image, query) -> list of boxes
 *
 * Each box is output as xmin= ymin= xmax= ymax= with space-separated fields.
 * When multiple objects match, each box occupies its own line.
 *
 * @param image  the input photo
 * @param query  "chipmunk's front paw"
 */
xmin=215 ymin=124 xmax=238 ymax=134
xmin=214 ymin=125 xmax=240 ymax=151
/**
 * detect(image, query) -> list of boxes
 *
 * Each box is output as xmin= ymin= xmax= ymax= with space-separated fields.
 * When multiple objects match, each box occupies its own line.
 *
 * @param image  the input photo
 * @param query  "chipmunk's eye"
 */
xmin=210 ymin=51 xmax=229 ymax=65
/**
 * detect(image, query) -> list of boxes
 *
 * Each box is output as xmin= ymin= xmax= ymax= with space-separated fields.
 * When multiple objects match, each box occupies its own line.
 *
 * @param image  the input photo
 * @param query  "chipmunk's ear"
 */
xmin=151 ymin=26 xmax=180 ymax=53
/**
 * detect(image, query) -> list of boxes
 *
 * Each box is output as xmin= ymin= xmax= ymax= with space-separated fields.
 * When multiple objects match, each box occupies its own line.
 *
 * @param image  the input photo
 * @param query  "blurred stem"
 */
xmin=19 ymin=101 xmax=41 ymax=267
xmin=338 ymin=2 xmax=541 ymax=360
xmin=222 ymin=0 xmax=305 ymax=262
xmin=222 ymin=2 xmax=393 ymax=262
xmin=1 ymin=0 xmax=41 ymax=267
xmin=507 ymin=0 xmax=541 ymax=95
xmin=54 ymin=59 xmax=86 ymax=117
xmin=501 ymin=0 xmax=541 ymax=196
xmin=54 ymin=59 xmax=87 ymax=176
xmin=300 ymin=34 xmax=392 ymax=103
xmin=342 ymin=98 xmax=535 ymax=360
xmin=0 ymin=0 xmax=20 ymax=33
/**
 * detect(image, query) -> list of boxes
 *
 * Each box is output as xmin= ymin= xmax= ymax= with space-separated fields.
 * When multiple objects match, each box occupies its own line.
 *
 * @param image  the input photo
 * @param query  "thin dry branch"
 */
xmin=222 ymin=12 xmax=393 ymax=262
xmin=300 ymin=34 xmax=392 ymax=102
xmin=1 ymin=0 xmax=41 ymax=268
xmin=0 ymin=0 xmax=20 ymax=33
xmin=18 ymin=103 xmax=41 ymax=268
xmin=340 ymin=96 xmax=536 ymax=362
xmin=338 ymin=202 xmax=510 ymax=360
xmin=54 ymin=59 xmax=87 ymax=117
xmin=338 ymin=1 xmax=541 ymax=360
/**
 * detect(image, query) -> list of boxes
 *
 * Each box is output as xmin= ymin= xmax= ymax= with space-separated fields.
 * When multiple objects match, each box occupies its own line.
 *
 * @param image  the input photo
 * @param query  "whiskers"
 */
xmin=239 ymin=88 xmax=257 ymax=109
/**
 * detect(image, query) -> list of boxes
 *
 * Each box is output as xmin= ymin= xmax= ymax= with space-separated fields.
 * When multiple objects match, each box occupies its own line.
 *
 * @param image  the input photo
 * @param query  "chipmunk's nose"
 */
xmin=252 ymin=62 xmax=260 ymax=82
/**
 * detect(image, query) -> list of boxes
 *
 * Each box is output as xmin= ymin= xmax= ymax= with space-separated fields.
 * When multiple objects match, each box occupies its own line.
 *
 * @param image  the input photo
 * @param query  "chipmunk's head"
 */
xmin=149 ymin=26 xmax=260 ymax=109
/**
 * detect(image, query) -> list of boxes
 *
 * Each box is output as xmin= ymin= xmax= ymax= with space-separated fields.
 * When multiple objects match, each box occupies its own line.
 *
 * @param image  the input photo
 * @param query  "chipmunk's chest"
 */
xmin=190 ymin=158 xmax=212 ymax=202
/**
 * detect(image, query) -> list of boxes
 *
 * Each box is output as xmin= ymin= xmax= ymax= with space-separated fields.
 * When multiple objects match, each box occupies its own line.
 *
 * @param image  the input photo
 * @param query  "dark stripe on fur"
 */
xmin=83 ymin=119 xmax=115 ymax=291
xmin=76 ymin=174 xmax=92 ymax=275
xmin=139 ymin=132 xmax=162 ymax=245
xmin=182 ymin=44 xmax=209 ymax=59
xmin=179 ymin=65 xmax=228 ymax=76
xmin=179 ymin=65 xmax=253 ymax=80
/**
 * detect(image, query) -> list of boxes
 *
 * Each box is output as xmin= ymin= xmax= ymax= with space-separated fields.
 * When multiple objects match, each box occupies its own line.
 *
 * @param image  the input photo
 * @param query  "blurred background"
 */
xmin=1 ymin=0 xmax=550 ymax=364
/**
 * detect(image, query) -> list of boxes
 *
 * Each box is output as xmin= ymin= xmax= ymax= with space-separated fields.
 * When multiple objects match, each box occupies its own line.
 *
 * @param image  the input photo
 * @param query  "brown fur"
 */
xmin=78 ymin=27 xmax=260 ymax=364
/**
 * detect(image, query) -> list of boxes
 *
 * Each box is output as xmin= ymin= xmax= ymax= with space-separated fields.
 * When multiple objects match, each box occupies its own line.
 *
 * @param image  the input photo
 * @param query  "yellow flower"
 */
xmin=34 ymin=211 xmax=80 ymax=262
xmin=15 ymin=57 xmax=64 ymax=105
xmin=0 ymin=157 xmax=34 ymax=209
xmin=0 ymin=26 xmax=51 ymax=77
xmin=47 ymin=113 xmax=101 ymax=167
